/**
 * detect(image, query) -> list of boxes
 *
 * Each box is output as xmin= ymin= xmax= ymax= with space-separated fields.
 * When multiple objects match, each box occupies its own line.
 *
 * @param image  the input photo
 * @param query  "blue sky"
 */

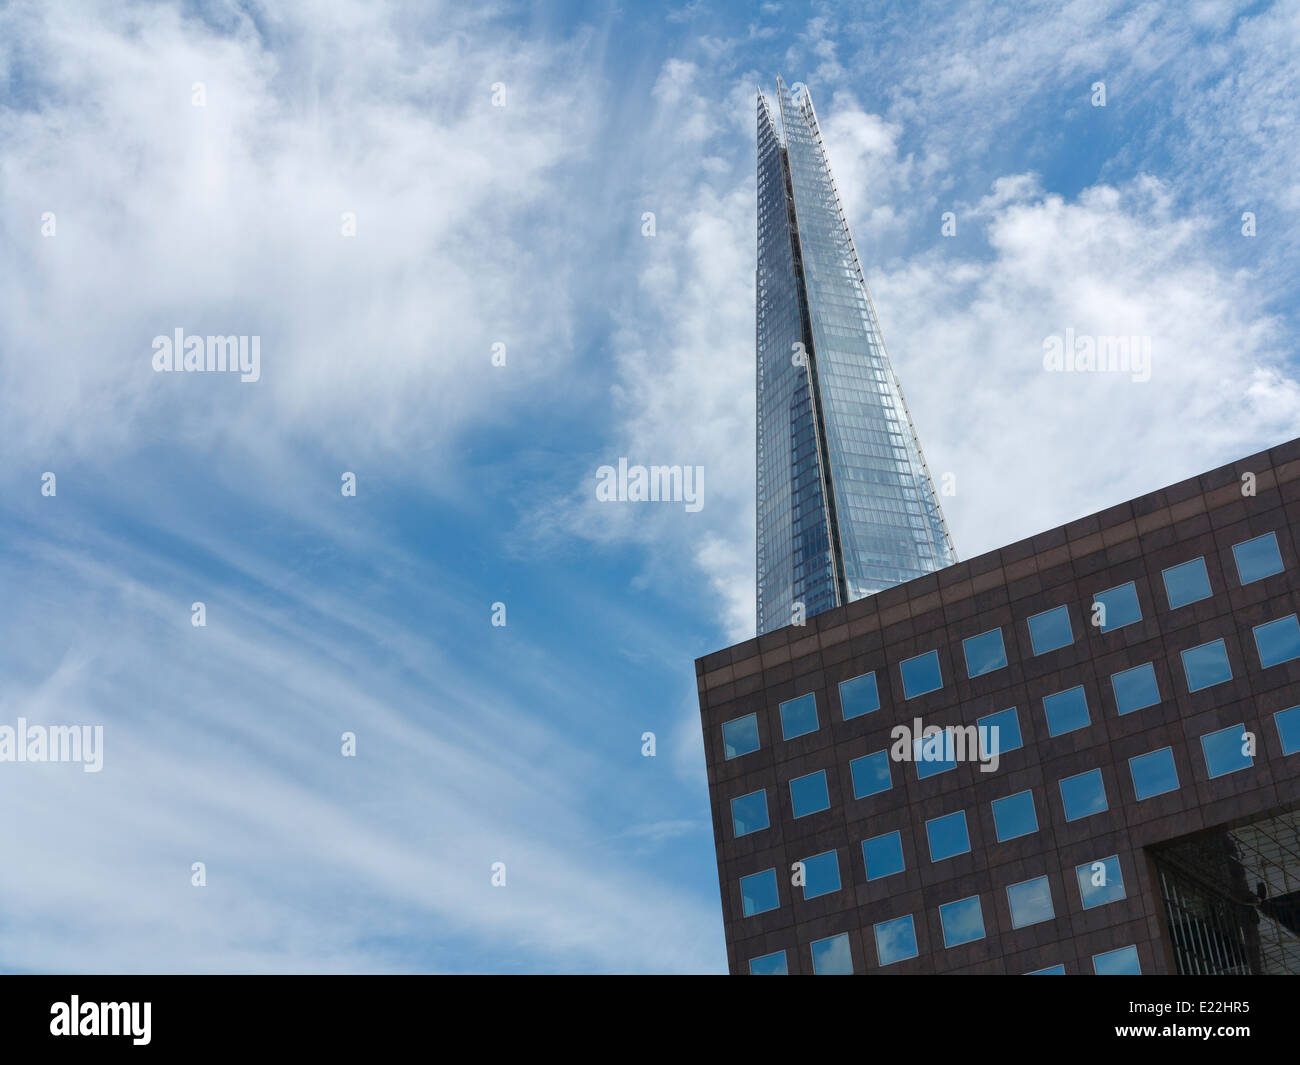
xmin=1 ymin=0 xmax=1297 ymax=973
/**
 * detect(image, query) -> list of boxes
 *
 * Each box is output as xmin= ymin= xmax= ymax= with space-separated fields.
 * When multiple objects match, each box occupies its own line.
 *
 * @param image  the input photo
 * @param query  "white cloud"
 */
xmin=816 ymin=93 xmax=911 ymax=233
xmin=872 ymin=174 xmax=1298 ymax=558
xmin=652 ymin=58 xmax=699 ymax=104
xmin=0 ymin=0 xmax=593 ymax=472
xmin=549 ymin=163 xmax=758 ymax=641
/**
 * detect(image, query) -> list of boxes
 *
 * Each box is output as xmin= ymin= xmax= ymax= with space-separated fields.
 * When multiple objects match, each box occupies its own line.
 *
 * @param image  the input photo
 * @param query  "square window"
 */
xmin=809 ymin=932 xmax=852 ymax=974
xmin=1076 ymin=854 xmax=1126 ymax=908
xmin=839 ymin=671 xmax=879 ymax=720
xmin=739 ymin=869 xmax=780 ymax=916
xmin=1093 ymin=581 xmax=1142 ymax=632
xmin=789 ymin=771 xmax=830 ymax=818
xmin=1200 ymin=724 xmax=1252 ymax=778
xmin=1093 ymin=944 xmax=1141 ymax=975
xmin=861 ymin=830 xmax=905 ymax=880
xmin=722 ymin=714 xmax=760 ymax=759
xmin=873 ymin=915 xmax=918 ymax=966
xmin=1181 ymin=638 xmax=1232 ymax=692
xmin=1129 ymin=746 xmax=1179 ymax=800
xmin=1233 ymin=532 xmax=1284 ymax=585
xmin=977 ymin=706 xmax=1022 ymax=754
xmin=1042 ymin=685 xmax=1090 ymax=737
xmin=799 ymin=850 xmax=841 ymax=900
xmin=1254 ymin=615 xmax=1300 ymax=668
xmin=962 ymin=628 xmax=1008 ymax=678
xmin=1026 ymin=963 xmax=1066 ymax=975
xmin=849 ymin=749 xmax=892 ymax=799
xmin=1059 ymin=768 xmax=1108 ymax=821
xmin=991 ymin=790 xmax=1038 ymax=842
xmin=1111 ymin=662 xmax=1160 ymax=714
xmin=1006 ymin=876 xmax=1055 ymax=929
xmin=1275 ymin=705 xmax=1300 ymax=755
xmin=749 ymin=950 xmax=787 ymax=975
xmin=730 ymin=789 xmax=769 ymax=837
xmin=779 ymin=693 xmax=819 ymax=740
xmin=925 ymin=810 xmax=971 ymax=861
xmin=913 ymin=729 xmax=957 ymax=779
xmin=938 ymin=895 xmax=986 ymax=947
xmin=1163 ymin=557 xmax=1212 ymax=609
xmin=900 ymin=650 xmax=943 ymax=698
xmin=1027 ymin=605 xmax=1073 ymax=655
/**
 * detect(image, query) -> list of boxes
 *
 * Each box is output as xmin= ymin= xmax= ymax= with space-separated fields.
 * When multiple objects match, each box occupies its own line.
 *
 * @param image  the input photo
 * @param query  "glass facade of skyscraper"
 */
xmin=756 ymin=79 xmax=955 ymax=636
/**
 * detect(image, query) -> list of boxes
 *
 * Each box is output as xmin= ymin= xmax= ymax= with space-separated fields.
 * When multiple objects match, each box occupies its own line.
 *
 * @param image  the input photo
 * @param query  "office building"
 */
xmin=698 ymin=438 xmax=1300 ymax=973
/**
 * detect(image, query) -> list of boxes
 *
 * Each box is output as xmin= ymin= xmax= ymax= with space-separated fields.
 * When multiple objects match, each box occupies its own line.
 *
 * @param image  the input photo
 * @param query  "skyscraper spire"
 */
xmin=756 ymin=79 xmax=956 ymax=635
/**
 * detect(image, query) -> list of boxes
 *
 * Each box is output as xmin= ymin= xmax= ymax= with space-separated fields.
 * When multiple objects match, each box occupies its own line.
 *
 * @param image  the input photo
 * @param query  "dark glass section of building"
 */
xmin=1153 ymin=807 xmax=1300 ymax=974
xmin=756 ymin=79 xmax=955 ymax=636
xmin=698 ymin=436 xmax=1300 ymax=973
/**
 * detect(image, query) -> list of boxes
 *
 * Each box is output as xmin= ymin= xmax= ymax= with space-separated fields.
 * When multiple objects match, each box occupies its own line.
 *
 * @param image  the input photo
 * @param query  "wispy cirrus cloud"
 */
xmin=0 ymin=0 xmax=725 ymax=975
xmin=0 ymin=469 xmax=724 ymax=974
xmin=0 ymin=0 xmax=591 ymax=471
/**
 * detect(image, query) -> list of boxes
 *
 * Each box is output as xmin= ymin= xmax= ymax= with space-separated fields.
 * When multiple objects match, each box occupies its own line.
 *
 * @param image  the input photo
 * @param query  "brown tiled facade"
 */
xmin=696 ymin=437 xmax=1300 ymax=974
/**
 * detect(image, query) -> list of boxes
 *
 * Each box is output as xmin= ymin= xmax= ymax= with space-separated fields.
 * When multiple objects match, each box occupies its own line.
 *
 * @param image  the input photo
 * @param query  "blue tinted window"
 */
xmin=1111 ymin=662 xmax=1160 ymax=714
xmin=789 ymin=771 xmax=830 ymax=818
xmin=1254 ymin=615 xmax=1300 ymax=668
xmin=739 ymin=869 xmax=780 ymax=916
xmin=1276 ymin=705 xmax=1300 ymax=755
xmin=839 ymin=671 xmax=879 ymax=720
xmin=1129 ymin=746 xmax=1179 ymax=800
xmin=849 ymin=750 xmax=892 ymax=799
xmin=1026 ymin=964 xmax=1066 ymax=975
xmin=900 ymin=650 xmax=943 ymax=698
xmin=1076 ymin=855 xmax=1125 ymax=908
xmin=749 ymin=950 xmax=787 ymax=975
xmin=809 ymin=933 xmax=852 ymax=974
xmin=1007 ymin=876 xmax=1054 ymax=929
xmin=977 ymin=706 xmax=1022 ymax=754
xmin=1181 ymin=639 xmax=1232 ymax=692
xmin=1093 ymin=944 xmax=1141 ymax=975
xmin=1201 ymin=724 xmax=1252 ymax=778
xmin=962 ymin=628 xmax=1007 ymax=678
xmin=722 ymin=714 xmax=759 ymax=759
xmin=926 ymin=810 xmax=971 ymax=861
xmin=873 ymin=915 xmax=918 ymax=966
xmin=800 ymin=850 xmax=841 ymax=899
xmin=1163 ymin=557 xmax=1212 ymax=608
xmin=779 ymin=693 xmax=819 ymax=740
xmin=991 ymin=790 xmax=1038 ymax=842
xmin=730 ymin=789 xmax=769 ymax=837
xmin=913 ymin=730 xmax=957 ymax=779
xmin=1233 ymin=532 xmax=1284 ymax=585
xmin=939 ymin=895 xmax=986 ymax=947
xmin=1042 ymin=685 xmax=1090 ymax=737
xmin=1094 ymin=581 xmax=1142 ymax=632
xmin=1027 ymin=605 xmax=1073 ymax=655
xmin=1059 ymin=768 xmax=1108 ymax=821
xmin=861 ymin=830 xmax=905 ymax=881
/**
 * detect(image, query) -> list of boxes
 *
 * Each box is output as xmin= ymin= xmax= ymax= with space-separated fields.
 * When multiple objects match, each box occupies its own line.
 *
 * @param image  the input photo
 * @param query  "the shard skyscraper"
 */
xmin=756 ymin=78 xmax=956 ymax=635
